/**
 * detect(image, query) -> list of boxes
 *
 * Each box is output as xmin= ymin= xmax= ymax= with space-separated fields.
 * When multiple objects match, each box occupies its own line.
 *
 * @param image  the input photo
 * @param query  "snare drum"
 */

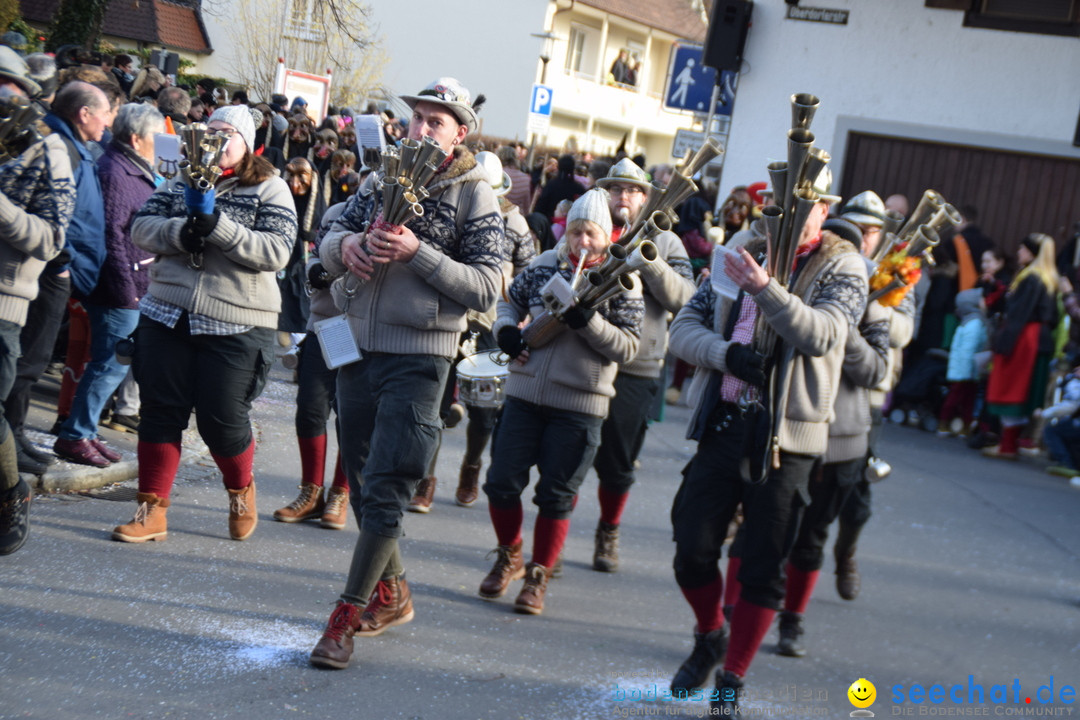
xmin=456 ymin=350 xmax=510 ymax=408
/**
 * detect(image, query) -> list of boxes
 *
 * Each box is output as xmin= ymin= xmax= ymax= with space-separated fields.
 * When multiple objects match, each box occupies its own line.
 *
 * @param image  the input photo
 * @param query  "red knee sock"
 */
xmin=137 ymin=441 xmax=182 ymax=498
xmin=723 ymin=599 xmax=776 ymax=679
xmin=212 ymin=439 xmax=255 ymax=490
xmin=723 ymin=556 xmax=742 ymax=610
xmin=598 ymin=486 xmax=630 ymax=526
xmin=489 ymin=501 xmax=523 ymax=547
xmin=532 ymin=515 xmax=571 ymax=569
xmin=297 ymin=434 xmax=327 ymax=487
xmin=680 ymin=574 xmax=725 ymax=633
xmin=999 ymin=425 xmax=1022 ymax=454
xmin=330 ymin=451 xmax=348 ymax=490
xmin=783 ymin=563 xmax=820 ymax=614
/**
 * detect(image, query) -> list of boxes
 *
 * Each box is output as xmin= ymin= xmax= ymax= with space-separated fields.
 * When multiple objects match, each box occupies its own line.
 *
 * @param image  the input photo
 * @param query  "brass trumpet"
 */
xmin=378 ymin=136 xmax=448 ymax=227
xmin=0 ymin=95 xmax=44 ymax=164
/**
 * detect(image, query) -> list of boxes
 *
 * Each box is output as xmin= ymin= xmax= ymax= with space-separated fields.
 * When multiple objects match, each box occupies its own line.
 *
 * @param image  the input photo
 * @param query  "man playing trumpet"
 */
xmin=588 ymin=158 xmax=696 ymax=573
xmin=668 ymin=166 xmax=867 ymax=713
xmin=308 ymin=78 xmax=504 ymax=670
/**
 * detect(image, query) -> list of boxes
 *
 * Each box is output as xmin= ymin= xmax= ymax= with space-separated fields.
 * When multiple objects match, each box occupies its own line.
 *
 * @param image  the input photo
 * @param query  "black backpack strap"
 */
xmin=57 ymin=133 xmax=81 ymax=171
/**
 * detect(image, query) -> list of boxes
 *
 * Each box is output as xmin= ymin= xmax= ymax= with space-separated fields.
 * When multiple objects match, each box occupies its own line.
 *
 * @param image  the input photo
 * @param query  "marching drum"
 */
xmin=456 ymin=350 xmax=510 ymax=409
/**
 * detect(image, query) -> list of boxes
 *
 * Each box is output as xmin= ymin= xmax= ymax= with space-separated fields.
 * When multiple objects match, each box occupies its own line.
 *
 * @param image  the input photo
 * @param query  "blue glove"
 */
xmin=184 ymin=186 xmax=215 ymax=216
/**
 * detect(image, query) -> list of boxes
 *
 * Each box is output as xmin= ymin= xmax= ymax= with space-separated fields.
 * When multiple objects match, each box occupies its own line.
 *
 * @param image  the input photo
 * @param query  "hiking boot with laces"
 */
xmin=227 ymin=481 xmax=257 ymax=541
xmin=592 ymin=520 xmax=620 ymax=572
xmin=407 ymin=476 xmax=436 ymax=513
xmin=112 ymin=492 xmax=170 ymax=543
xmin=320 ymin=486 xmax=349 ymax=530
xmin=776 ymin=611 xmax=807 ymax=657
xmin=670 ymin=625 xmax=729 ymax=696
xmin=478 ymin=540 xmax=525 ymax=599
xmin=513 ymin=562 xmax=551 ymax=615
xmin=309 ymin=601 xmax=362 ymax=669
xmin=0 ymin=478 xmax=32 ymax=555
xmin=455 ymin=461 xmax=481 ymax=507
xmin=836 ymin=554 xmax=861 ymax=601
xmin=354 ymin=574 xmax=414 ymax=637
xmin=274 ymin=482 xmax=325 ymax=523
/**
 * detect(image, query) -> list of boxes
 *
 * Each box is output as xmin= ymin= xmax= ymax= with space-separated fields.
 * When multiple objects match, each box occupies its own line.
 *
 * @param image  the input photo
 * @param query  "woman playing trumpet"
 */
xmin=479 ymin=188 xmax=644 ymax=615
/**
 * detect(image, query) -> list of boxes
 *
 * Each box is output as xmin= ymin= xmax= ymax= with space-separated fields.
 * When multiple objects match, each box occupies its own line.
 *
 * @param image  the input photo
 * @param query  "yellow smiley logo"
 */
xmin=848 ymin=678 xmax=876 ymax=708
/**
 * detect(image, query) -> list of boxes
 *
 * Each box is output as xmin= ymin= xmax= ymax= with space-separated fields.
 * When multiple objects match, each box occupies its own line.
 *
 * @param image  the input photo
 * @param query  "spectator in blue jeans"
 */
xmin=54 ymin=103 xmax=163 ymax=467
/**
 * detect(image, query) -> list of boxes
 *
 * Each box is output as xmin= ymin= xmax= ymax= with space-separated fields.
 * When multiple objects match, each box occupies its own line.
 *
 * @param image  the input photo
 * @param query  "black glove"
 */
xmin=497 ymin=326 xmax=527 ymax=359
xmin=307 ymin=261 xmax=331 ymax=289
xmin=725 ymin=343 xmax=766 ymax=387
xmin=186 ymin=210 xmax=220 ymax=238
xmin=179 ymin=223 xmax=206 ymax=255
xmin=561 ymin=305 xmax=596 ymax=330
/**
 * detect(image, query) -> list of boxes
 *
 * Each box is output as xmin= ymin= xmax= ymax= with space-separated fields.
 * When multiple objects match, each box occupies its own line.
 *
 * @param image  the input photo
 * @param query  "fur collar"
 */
xmin=427 ymin=144 xmax=484 ymax=194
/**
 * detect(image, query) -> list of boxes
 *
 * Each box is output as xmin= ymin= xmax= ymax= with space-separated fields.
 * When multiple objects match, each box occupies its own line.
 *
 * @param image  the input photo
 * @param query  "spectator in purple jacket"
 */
xmin=53 ymin=103 xmax=163 ymax=466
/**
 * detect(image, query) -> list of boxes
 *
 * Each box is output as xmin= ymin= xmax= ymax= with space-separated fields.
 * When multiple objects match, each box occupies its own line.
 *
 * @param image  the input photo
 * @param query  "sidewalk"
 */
xmin=19 ymin=368 xmax=208 ymax=493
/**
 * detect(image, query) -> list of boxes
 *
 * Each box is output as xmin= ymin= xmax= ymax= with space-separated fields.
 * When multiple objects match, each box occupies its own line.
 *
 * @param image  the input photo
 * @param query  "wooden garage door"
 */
xmin=840 ymin=132 xmax=1080 ymax=255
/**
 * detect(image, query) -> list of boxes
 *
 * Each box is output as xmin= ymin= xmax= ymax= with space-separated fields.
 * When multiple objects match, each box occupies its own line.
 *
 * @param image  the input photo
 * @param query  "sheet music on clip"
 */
xmin=710 ymin=244 xmax=742 ymax=300
xmin=313 ymin=315 xmax=362 ymax=369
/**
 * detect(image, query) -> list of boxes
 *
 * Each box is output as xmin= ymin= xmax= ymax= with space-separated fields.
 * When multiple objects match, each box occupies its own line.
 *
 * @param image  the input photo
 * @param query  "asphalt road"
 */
xmin=2 ymin=365 xmax=1078 ymax=720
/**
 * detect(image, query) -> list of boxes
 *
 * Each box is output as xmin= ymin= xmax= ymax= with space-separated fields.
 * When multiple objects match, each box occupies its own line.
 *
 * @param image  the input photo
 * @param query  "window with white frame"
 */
xmin=565 ymin=23 xmax=589 ymax=75
xmin=285 ymin=0 xmax=325 ymax=42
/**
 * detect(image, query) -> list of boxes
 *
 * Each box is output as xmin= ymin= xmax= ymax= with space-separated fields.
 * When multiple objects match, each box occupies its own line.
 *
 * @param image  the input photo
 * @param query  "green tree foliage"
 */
xmin=45 ymin=0 xmax=112 ymax=52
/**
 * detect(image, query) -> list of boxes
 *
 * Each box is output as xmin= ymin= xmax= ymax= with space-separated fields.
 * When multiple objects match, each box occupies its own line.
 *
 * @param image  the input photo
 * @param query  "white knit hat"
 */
xmin=208 ymin=105 xmax=256 ymax=152
xmin=567 ymin=188 xmax=612 ymax=238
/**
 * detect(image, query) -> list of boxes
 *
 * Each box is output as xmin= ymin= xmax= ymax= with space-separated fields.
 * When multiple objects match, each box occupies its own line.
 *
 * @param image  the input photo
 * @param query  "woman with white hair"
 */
xmin=53 ymin=103 xmax=165 ymax=468
xmin=111 ymin=104 xmax=296 ymax=543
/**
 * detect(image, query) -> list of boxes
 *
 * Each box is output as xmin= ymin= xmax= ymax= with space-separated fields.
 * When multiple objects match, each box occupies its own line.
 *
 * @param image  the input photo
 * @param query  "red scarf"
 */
xmin=567 ymin=250 xmax=606 ymax=271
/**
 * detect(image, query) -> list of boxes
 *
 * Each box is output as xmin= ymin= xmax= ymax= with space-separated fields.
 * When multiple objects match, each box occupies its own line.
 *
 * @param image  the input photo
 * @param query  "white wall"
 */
xmin=719 ymin=0 xmax=1080 ymax=198
xmin=360 ymin=0 xmax=549 ymax=138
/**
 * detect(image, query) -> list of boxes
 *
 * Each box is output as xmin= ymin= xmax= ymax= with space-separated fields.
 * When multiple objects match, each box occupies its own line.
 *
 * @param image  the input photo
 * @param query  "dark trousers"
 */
xmin=4 ymin=272 xmax=70 ymax=433
xmin=593 ymin=371 xmax=660 ymax=493
xmin=483 ymin=397 xmax=602 ymax=520
xmin=0 ymin=320 xmax=22 ymax=445
xmin=335 ymin=352 xmax=450 ymax=538
xmin=295 ymin=331 xmax=338 ymax=438
xmin=939 ymin=380 xmax=977 ymax=427
xmin=737 ymin=452 xmax=818 ymax=609
xmin=788 ymin=456 xmax=863 ymax=572
xmin=671 ymin=402 xmax=746 ymax=589
xmin=133 ymin=315 xmax=273 ymax=457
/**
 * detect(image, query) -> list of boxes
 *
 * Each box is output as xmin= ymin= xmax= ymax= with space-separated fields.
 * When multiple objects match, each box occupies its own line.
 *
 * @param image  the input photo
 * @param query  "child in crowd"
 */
xmin=1038 ymin=365 xmax=1080 ymax=476
xmin=939 ymin=289 xmax=989 ymax=435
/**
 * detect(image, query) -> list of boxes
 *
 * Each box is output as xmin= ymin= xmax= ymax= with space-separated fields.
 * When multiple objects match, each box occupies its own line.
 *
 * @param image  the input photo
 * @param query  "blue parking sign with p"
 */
xmin=531 ymin=84 xmax=553 ymax=116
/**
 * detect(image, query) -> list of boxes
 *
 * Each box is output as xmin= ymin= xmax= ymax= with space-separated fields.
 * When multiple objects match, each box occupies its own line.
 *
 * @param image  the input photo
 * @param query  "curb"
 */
xmin=27 ymin=443 xmax=210 ymax=494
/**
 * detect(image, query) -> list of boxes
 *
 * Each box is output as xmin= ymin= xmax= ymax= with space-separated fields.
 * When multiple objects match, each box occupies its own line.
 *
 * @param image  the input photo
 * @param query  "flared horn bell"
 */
xmin=791 ymin=93 xmax=820 ymax=131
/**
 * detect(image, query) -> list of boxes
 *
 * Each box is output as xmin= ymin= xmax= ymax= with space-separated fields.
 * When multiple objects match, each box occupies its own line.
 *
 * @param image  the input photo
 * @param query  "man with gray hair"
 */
xmin=157 ymin=86 xmax=191 ymax=128
xmin=4 ymin=80 xmax=109 ymax=474
xmin=55 ymin=102 xmax=163 ymax=463
xmin=0 ymin=56 xmax=76 ymax=555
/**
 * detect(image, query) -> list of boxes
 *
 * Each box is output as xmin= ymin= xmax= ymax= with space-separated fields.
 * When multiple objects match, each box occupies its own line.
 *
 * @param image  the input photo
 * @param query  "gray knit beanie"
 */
xmin=208 ymin=105 xmax=255 ymax=152
xmin=566 ymin=188 xmax=613 ymax=238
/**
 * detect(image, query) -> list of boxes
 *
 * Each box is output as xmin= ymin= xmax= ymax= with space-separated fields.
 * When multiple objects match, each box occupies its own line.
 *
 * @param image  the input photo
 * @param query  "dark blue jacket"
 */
xmin=43 ymin=113 xmax=106 ymax=299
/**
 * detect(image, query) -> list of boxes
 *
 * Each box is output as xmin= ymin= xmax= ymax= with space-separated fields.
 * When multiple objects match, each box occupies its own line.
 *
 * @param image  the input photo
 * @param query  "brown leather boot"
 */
xmin=592 ymin=520 xmax=620 ymax=572
xmin=455 ymin=461 xmax=481 ymax=507
xmin=835 ymin=554 xmax=861 ymax=601
xmin=478 ymin=540 xmax=525 ymax=599
xmin=309 ymin=601 xmax=362 ymax=669
xmin=273 ymin=482 xmax=325 ymax=523
xmin=320 ymin=486 xmax=349 ymax=530
xmin=112 ymin=492 xmax=170 ymax=543
xmin=407 ymin=476 xmax=436 ymax=513
xmin=355 ymin=573 xmax=414 ymax=637
xmin=227 ymin=481 xmax=257 ymax=541
xmin=513 ymin=562 xmax=551 ymax=615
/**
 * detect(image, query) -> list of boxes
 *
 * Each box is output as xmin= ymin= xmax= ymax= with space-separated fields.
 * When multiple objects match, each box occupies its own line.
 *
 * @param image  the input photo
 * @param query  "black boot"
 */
xmin=670 ymin=625 xmax=729 ymax=696
xmin=16 ymin=432 xmax=55 ymax=467
xmin=776 ymin=611 xmax=807 ymax=657
xmin=0 ymin=432 xmax=31 ymax=555
xmin=711 ymin=669 xmax=743 ymax=716
xmin=834 ymin=521 xmax=862 ymax=601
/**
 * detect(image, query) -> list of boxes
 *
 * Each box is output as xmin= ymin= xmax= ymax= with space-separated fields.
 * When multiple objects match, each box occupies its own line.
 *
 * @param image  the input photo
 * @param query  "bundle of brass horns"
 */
xmin=870 ymin=189 xmax=963 ymax=263
xmin=379 ymin=136 xmax=449 ymax=227
xmin=0 ymin=95 xmax=44 ymax=163
xmin=169 ymin=123 xmax=230 ymax=191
